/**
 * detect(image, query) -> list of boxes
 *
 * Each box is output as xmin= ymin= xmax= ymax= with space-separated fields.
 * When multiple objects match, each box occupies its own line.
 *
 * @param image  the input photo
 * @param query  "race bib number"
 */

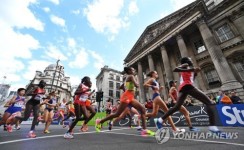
xmin=14 ymin=101 xmax=24 ymax=107
xmin=79 ymin=95 xmax=88 ymax=101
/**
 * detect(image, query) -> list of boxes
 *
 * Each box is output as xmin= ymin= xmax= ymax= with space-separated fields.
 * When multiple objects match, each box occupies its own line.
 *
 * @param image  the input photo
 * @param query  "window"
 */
xmin=109 ymin=74 xmax=114 ymax=79
xmin=193 ymin=39 xmax=206 ymax=53
xmin=116 ymin=83 xmax=120 ymax=90
xmin=116 ymin=76 xmax=120 ymax=81
xmin=215 ymin=24 xmax=234 ymax=42
xmin=234 ymin=61 xmax=244 ymax=80
xmin=109 ymin=81 xmax=114 ymax=89
xmin=116 ymin=91 xmax=120 ymax=98
xmin=205 ymin=70 xmax=219 ymax=83
xmin=109 ymin=90 xmax=113 ymax=97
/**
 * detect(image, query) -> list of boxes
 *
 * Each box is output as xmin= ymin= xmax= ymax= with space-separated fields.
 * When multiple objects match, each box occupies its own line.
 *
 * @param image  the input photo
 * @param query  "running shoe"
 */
xmin=3 ymin=125 xmax=7 ymax=131
xmin=136 ymin=126 xmax=142 ymax=131
xmin=44 ymin=130 xmax=50 ymax=134
xmin=174 ymin=128 xmax=186 ymax=133
xmin=15 ymin=125 xmax=21 ymax=130
xmin=141 ymin=129 xmax=155 ymax=136
xmin=81 ymin=124 xmax=89 ymax=132
xmin=95 ymin=119 xmax=102 ymax=132
xmin=28 ymin=131 xmax=37 ymax=138
xmin=154 ymin=118 xmax=163 ymax=130
xmin=189 ymin=127 xmax=200 ymax=132
xmin=64 ymin=132 xmax=74 ymax=139
xmin=108 ymin=121 xmax=113 ymax=130
xmin=7 ymin=125 xmax=12 ymax=133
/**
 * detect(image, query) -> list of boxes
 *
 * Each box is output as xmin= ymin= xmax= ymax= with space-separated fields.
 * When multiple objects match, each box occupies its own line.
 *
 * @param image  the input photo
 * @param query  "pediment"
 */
xmin=124 ymin=0 xmax=201 ymax=63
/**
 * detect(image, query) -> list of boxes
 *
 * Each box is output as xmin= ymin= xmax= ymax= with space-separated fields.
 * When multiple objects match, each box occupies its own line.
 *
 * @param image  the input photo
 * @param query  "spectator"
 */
xmin=230 ymin=91 xmax=242 ymax=104
xmin=218 ymin=91 xmax=232 ymax=105
xmin=144 ymin=99 xmax=153 ymax=109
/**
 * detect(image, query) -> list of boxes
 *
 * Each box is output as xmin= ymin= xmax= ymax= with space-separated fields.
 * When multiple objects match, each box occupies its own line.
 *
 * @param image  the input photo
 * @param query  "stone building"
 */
xmin=124 ymin=0 xmax=244 ymax=103
xmin=96 ymin=66 xmax=124 ymax=105
xmin=25 ymin=64 xmax=72 ymax=102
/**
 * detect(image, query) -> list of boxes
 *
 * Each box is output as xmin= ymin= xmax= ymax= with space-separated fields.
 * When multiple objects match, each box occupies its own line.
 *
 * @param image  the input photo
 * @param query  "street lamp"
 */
xmin=50 ymin=59 xmax=60 ymax=91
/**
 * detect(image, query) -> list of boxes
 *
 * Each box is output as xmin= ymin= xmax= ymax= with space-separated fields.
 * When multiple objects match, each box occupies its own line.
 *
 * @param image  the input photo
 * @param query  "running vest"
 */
xmin=171 ymin=88 xmax=178 ymax=100
xmin=46 ymin=98 xmax=57 ymax=108
xmin=178 ymin=72 xmax=194 ymax=91
xmin=79 ymin=83 xmax=90 ymax=101
xmin=13 ymin=95 xmax=25 ymax=108
xmin=125 ymin=81 xmax=135 ymax=91
xmin=33 ymin=88 xmax=45 ymax=101
xmin=151 ymin=79 xmax=159 ymax=90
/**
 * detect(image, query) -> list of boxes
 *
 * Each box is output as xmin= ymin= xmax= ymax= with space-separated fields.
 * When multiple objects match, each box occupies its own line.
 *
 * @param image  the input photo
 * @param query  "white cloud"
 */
xmin=48 ymin=0 xmax=60 ymax=5
xmin=43 ymin=7 xmax=50 ymax=13
xmin=68 ymin=48 xmax=89 ymax=69
xmin=45 ymin=45 xmax=68 ymax=61
xmin=50 ymin=15 xmax=65 ymax=27
xmin=0 ymin=23 xmax=40 ymax=59
xmin=0 ymin=0 xmax=44 ymax=31
xmin=67 ymin=38 xmax=76 ymax=48
xmin=128 ymin=1 xmax=139 ymax=15
xmin=67 ymin=75 xmax=81 ymax=86
xmin=71 ymin=9 xmax=80 ymax=15
xmin=84 ymin=0 xmax=130 ymax=39
xmin=89 ymin=50 xmax=104 ymax=70
xmin=170 ymin=0 xmax=195 ymax=10
xmin=23 ymin=60 xmax=52 ymax=81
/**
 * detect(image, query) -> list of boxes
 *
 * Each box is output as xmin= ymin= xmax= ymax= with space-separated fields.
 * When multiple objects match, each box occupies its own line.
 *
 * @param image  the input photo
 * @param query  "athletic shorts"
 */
xmin=5 ymin=106 xmax=22 ymax=114
xmin=45 ymin=108 xmax=53 ymax=112
xmin=152 ymin=93 xmax=160 ymax=100
xmin=59 ymin=110 xmax=65 ymax=114
xmin=106 ymin=109 xmax=111 ymax=114
xmin=120 ymin=90 xmax=134 ymax=104
xmin=69 ymin=108 xmax=75 ymax=115
xmin=85 ymin=100 xmax=91 ymax=106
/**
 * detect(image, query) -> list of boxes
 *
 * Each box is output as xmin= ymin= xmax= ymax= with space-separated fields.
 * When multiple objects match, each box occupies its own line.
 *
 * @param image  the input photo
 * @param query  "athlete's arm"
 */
xmin=9 ymin=96 xmax=17 ymax=105
xmin=143 ymin=78 xmax=153 ymax=87
xmin=129 ymin=75 xmax=139 ymax=88
xmin=74 ymin=84 xmax=90 ymax=95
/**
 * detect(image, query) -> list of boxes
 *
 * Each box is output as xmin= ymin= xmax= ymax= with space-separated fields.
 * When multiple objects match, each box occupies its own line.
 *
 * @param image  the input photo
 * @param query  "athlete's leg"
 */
xmin=100 ymin=102 xmax=128 ymax=124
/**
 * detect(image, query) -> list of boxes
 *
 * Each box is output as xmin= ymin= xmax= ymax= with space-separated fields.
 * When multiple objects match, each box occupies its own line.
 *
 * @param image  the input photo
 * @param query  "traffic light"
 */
xmin=96 ymin=91 xmax=104 ymax=102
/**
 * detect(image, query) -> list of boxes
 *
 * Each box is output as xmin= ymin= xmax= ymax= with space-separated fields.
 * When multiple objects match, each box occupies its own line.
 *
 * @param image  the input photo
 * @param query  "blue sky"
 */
xmin=0 ymin=0 xmax=195 ymax=91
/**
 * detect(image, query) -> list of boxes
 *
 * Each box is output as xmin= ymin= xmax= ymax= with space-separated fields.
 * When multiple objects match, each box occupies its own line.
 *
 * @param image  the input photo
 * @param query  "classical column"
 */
xmin=156 ymin=61 xmax=167 ymax=101
xmin=137 ymin=61 xmax=146 ymax=103
xmin=196 ymin=19 xmax=242 ymax=90
xmin=176 ymin=34 xmax=189 ymax=57
xmin=148 ymin=54 xmax=155 ymax=71
xmin=160 ymin=45 xmax=173 ymax=82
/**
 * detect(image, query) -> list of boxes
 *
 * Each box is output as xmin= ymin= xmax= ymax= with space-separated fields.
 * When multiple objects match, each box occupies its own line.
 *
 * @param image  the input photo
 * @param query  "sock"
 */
xmin=158 ymin=118 xmax=163 ymax=123
xmin=209 ymin=126 xmax=219 ymax=132
xmin=29 ymin=130 xmax=33 ymax=133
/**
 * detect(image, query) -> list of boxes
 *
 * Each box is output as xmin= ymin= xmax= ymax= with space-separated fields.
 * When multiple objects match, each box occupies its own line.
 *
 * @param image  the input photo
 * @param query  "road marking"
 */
xmin=0 ymin=128 xmax=129 ymax=145
xmin=106 ymin=131 xmax=244 ymax=147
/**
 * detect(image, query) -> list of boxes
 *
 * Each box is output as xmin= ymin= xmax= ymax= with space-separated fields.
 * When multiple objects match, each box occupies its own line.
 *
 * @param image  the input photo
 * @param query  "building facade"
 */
xmin=0 ymin=84 xmax=10 ymax=101
xmin=96 ymin=66 xmax=124 ymax=105
xmin=26 ymin=64 xmax=72 ymax=102
xmin=124 ymin=0 xmax=244 ymax=103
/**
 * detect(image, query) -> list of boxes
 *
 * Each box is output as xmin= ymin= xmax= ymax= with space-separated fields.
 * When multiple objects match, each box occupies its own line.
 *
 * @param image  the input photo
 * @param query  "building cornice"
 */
xmin=124 ymin=0 xmax=205 ymax=63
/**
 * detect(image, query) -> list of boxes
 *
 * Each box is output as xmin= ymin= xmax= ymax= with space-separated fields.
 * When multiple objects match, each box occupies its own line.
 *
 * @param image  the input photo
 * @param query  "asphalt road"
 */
xmin=0 ymin=124 xmax=243 ymax=150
